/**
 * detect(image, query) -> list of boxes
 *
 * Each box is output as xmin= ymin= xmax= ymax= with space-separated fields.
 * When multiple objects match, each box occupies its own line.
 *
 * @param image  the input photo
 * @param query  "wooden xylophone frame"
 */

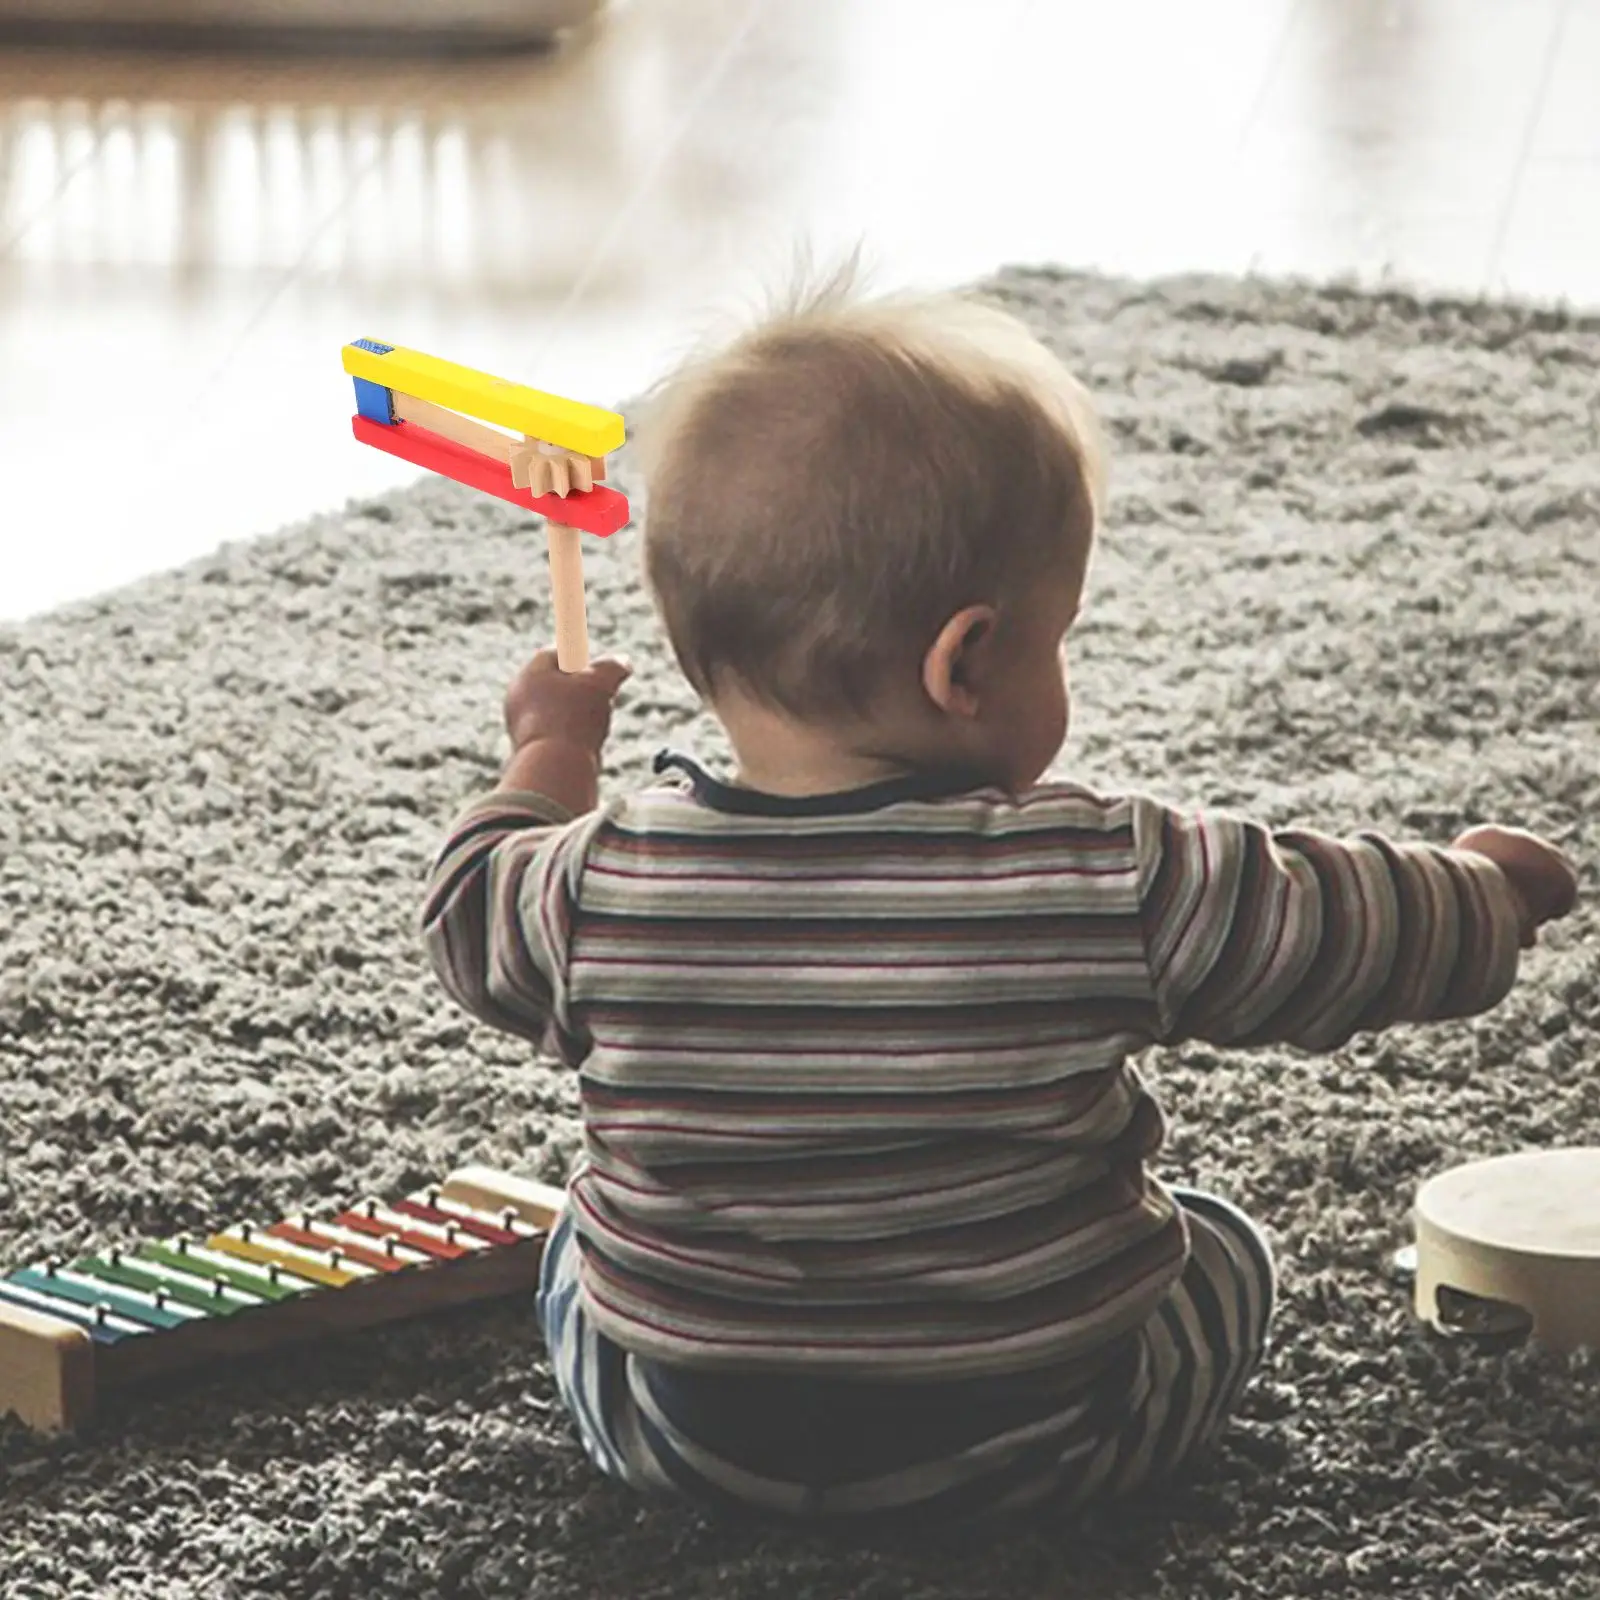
xmin=0 ymin=1166 xmax=565 ymax=1434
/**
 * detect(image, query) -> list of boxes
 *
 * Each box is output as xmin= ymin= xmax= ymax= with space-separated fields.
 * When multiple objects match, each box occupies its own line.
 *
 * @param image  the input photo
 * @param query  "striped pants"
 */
xmin=534 ymin=1189 xmax=1275 ymax=1527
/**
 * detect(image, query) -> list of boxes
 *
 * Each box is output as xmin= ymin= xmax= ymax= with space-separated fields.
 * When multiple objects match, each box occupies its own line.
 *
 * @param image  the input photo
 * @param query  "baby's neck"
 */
xmin=731 ymin=731 xmax=916 ymax=799
xmin=732 ymin=751 xmax=912 ymax=797
xmin=716 ymin=694 xmax=927 ymax=798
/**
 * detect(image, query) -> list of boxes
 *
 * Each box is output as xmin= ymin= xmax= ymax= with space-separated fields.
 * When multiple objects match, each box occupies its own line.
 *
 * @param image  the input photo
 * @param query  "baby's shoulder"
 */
xmin=989 ymin=778 xmax=1152 ymax=831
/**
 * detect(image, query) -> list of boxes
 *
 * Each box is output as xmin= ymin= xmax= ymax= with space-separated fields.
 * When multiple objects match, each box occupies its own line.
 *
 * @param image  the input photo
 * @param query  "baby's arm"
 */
xmin=1133 ymin=800 xmax=1558 ymax=1051
xmin=421 ymin=793 xmax=589 ymax=1045
xmin=419 ymin=649 xmax=630 ymax=1048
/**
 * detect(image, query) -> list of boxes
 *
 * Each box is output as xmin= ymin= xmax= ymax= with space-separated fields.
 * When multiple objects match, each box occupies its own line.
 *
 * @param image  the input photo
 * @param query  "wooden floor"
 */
xmin=3 ymin=0 xmax=1598 ymax=620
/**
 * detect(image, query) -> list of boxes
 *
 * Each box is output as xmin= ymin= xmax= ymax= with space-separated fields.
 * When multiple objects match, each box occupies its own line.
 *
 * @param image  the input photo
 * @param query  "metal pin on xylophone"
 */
xmin=0 ymin=1166 xmax=565 ymax=1433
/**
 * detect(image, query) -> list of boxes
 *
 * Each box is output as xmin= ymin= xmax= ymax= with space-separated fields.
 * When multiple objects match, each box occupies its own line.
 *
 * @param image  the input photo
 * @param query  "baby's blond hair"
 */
xmin=638 ymin=268 xmax=1106 ymax=720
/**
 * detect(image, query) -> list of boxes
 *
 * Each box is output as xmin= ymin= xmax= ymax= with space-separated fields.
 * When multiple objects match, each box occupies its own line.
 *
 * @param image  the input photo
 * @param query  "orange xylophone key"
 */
xmin=264 ymin=1222 xmax=413 ymax=1275
xmin=331 ymin=1203 xmax=473 ymax=1260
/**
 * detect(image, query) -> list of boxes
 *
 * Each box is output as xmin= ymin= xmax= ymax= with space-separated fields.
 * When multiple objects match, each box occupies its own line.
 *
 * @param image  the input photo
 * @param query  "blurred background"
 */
xmin=0 ymin=0 xmax=1595 ymax=621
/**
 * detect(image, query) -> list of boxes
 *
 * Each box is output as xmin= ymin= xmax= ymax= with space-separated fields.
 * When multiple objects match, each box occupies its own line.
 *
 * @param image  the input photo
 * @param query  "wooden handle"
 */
xmin=546 ymin=522 xmax=589 ymax=671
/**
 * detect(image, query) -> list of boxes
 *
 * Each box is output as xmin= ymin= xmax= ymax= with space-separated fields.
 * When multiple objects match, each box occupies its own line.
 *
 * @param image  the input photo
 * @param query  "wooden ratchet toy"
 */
xmin=343 ymin=339 xmax=630 ymax=671
xmin=0 ymin=1166 xmax=566 ymax=1433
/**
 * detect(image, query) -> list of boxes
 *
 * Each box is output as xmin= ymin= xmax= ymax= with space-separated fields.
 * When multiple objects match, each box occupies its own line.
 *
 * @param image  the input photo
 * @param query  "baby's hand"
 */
xmin=1452 ymin=825 xmax=1578 ymax=948
xmin=504 ymin=649 xmax=632 ymax=755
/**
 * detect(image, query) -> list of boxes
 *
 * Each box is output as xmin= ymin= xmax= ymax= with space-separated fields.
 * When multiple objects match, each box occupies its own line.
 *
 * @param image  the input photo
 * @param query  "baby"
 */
xmin=421 ymin=278 xmax=1578 ymax=1526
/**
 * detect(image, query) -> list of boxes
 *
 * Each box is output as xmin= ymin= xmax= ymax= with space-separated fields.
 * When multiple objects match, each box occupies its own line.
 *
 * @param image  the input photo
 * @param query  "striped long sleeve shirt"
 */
xmin=422 ymin=751 xmax=1523 ymax=1381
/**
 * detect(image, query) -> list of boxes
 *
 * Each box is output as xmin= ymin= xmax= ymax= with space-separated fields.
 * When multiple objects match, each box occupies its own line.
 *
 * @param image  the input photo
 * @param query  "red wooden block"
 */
xmin=351 ymin=415 xmax=629 ymax=536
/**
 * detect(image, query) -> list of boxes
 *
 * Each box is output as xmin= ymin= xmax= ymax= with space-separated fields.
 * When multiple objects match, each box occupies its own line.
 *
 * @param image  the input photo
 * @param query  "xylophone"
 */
xmin=341 ymin=340 xmax=631 ymax=673
xmin=0 ymin=1166 xmax=565 ymax=1433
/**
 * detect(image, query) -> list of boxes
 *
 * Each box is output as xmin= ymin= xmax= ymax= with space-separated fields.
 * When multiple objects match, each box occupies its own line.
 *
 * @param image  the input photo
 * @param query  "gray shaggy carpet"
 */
xmin=1 ymin=268 xmax=1597 ymax=1600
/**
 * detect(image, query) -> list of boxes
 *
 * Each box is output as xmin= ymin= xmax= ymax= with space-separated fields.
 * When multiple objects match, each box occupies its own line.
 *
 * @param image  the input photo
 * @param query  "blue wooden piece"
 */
xmin=350 ymin=337 xmax=397 ymax=424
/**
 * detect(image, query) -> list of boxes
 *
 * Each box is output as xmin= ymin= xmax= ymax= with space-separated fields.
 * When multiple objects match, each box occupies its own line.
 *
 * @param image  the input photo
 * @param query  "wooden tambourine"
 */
xmin=1407 ymin=1148 xmax=1600 ymax=1351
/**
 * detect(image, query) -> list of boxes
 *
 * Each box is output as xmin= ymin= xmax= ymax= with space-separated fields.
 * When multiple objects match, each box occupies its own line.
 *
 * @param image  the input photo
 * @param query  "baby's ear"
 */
xmin=922 ymin=605 xmax=998 ymax=718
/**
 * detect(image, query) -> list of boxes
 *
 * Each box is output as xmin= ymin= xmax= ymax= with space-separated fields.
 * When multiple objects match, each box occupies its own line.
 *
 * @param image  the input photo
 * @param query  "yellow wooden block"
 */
xmin=342 ymin=342 xmax=625 ymax=457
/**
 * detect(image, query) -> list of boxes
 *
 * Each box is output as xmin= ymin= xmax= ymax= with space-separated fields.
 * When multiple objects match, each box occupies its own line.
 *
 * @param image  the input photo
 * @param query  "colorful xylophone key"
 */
xmin=0 ymin=1166 xmax=565 ymax=1433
